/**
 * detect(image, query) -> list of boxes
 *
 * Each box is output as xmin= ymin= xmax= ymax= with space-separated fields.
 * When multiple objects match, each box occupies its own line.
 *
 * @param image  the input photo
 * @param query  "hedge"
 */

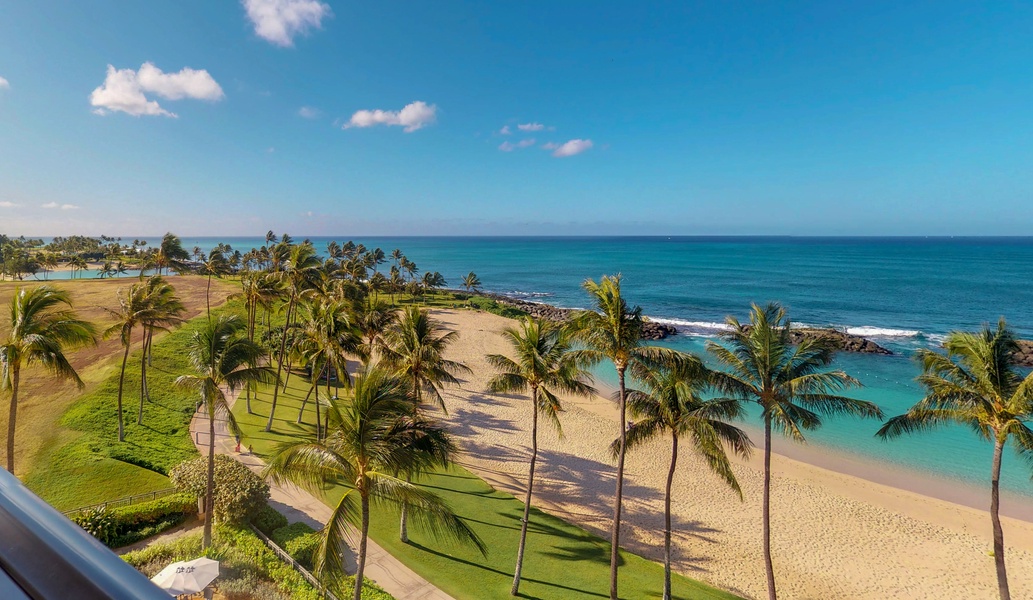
xmin=271 ymin=522 xmax=320 ymax=570
xmin=170 ymin=455 xmax=269 ymax=524
xmin=71 ymin=492 xmax=197 ymax=548
xmin=251 ymin=503 xmax=289 ymax=536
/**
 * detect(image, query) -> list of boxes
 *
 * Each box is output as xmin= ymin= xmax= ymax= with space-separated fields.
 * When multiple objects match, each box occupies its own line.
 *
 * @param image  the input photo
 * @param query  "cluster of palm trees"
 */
xmin=487 ymin=275 xmax=1031 ymax=600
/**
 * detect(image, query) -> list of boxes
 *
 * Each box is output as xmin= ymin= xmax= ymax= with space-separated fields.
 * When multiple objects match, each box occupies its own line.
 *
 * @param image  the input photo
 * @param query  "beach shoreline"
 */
xmin=433 ymin=306 xmax=1033 ymax=599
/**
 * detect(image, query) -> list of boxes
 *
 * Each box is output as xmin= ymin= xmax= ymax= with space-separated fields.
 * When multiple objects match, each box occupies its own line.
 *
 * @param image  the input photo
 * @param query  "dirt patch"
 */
xmin=0 ymin=275 xmax=239 ymax=475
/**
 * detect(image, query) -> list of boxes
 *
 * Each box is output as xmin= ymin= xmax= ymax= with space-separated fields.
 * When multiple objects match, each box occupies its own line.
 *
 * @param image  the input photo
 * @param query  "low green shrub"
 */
xmin=251 ymin=503 xmax=288 ymax=536
xmin=170 ymin=455 xmax=269 ymax=524
xmin=71 ymin=507 xmax=117 ymax=546
xmin=109 ymin=492 xmax=196 ymax=528
xmin=468 ymin=296 xmax=528 ymax=319
xmin=271 ymin=522 xmax=319 ymax=570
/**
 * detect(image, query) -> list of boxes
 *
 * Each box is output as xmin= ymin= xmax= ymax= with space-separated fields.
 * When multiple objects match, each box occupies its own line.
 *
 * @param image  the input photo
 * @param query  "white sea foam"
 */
xmin=504 ymin=290 xmax=555 ymax=299
xmin=845 ymin=326 xmax=922 ymax=338
xmin=648 ymin=317 xmax=733 ymax=336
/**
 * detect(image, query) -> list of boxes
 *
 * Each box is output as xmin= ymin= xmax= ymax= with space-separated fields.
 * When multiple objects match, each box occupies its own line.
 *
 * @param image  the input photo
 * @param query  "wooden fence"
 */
xmin=248 ymin=524 xmax=340 ymax=600
xmin=62 ymin=487 xmax=179 ymax=517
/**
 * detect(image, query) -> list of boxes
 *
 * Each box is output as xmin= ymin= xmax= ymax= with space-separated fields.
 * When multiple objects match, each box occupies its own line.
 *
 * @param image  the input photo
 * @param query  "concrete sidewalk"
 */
xmin=189 ymin=402 xmax=455 ymax=600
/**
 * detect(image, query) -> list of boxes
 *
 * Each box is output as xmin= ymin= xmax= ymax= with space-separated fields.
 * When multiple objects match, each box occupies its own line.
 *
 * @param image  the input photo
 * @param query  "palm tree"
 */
xmin=354 ymin=299 xmax=398 ymax=363
xmin=263 ymin=366 xmax=486 ymax=600
xmin=877 ymin=319 xmax=1033 ymax=600
xmin=199 ymin=247 xmax=231 ymax=318
xmin=154 ymin=232 xmax=188 ymax=275
xmin=1 ymin=286 xmax=96 ymax=472
xmin=707 ymin=303 xmax=882 ymax=600
xmin=381 ymin=306 xmax=471 ymax=542
xmin=103 ymin=283 xmax=151 ymax=441
xmin=292 ymin=298 xmax=361 ymax=438
xmin=461 ymin=272 xmax=482 ymax=293
xmin=137 ymin=276 xmax=184 ymax=420
xmin=570 ymin=274 xmax=674 ymax=600
xmin=486 ymin=317 xmax=594 ymax=595
xmin=616 ymin=354 xmax=752 ymax=600
xmin=175 ymin=315 xmax=273 ymax=549
xmin=266 ymin=242 xmax=322 ymax=433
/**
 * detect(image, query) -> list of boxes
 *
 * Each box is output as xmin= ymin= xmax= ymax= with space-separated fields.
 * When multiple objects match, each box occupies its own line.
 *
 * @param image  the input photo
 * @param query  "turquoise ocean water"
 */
xmin=67 ymin=236 xmax=1033 ymax=498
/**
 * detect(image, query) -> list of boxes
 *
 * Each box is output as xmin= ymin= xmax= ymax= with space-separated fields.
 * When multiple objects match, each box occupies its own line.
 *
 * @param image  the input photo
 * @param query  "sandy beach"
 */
xmin=432 ymin=307 xmax=1033 ymax=600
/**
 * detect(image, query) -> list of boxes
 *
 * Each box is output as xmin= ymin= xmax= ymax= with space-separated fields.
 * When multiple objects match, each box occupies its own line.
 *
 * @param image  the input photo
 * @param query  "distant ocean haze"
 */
xmin=47 ymin=236 xmax=1033 ymax=500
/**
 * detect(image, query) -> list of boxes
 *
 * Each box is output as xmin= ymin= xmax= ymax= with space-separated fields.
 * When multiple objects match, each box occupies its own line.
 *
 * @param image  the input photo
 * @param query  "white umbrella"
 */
xmin=150 ymin=557 xmax=220 ymax=596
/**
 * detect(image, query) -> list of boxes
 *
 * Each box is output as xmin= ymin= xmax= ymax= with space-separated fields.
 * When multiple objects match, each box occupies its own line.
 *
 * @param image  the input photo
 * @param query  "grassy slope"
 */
xmin=234 ymin=373 xmax=741 ymax=600
xmin=19 ymin=285 xmax=242 ymax=510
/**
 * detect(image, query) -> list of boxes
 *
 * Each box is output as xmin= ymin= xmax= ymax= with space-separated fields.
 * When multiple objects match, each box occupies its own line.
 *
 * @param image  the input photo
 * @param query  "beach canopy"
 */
xmin=149 ymin=557 xmax=219 ymax=596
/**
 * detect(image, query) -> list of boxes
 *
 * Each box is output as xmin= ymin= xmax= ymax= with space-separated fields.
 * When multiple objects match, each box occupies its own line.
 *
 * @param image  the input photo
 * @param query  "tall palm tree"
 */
xmin=486 ymin=317 xmax=594 ymax=596
xmin=461 ymin=272 xmax=482 ymax=293
xmin=1 ymin=286 xmax=96 ymax=472
xmin=266 ymin=242 xmax=322 ymax=433
xmin=154 ymin=232 xmax=188 ymax=275
xmin=263 ymin=366 xmax=486 ymax=600
xmin=570 ymin=274 xmax=674 ymax=600
xmin=175 ymin=315 xmax=273 ymax=549
xmin=707 ymin=303 xmax=881 ymax=600
xmin=381 ymin=306 xmax=471 ymax=542
xmin=877 ymin=319 xmax=1033 ymax=600
xmin=103 ymin=283 xmax=151 ymax=441
xmin=137 ymin=276 xmax=184 ymax=421
xmin=199 ymin=247 xmax=231 ymax=318
xmin=354 ymin=299 xmax=398 ymax=363
xmin=616 ymin=354 xmax=752 ymax=600
xmin=292 ymin=298 xmax=361 ymax=438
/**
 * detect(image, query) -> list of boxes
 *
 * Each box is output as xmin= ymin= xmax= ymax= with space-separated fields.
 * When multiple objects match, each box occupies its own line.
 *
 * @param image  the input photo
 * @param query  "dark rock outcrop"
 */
xmin=785 ymin=328 xmax=893 ymax=355
xmin=1012 ymin=340 xmax=1033 ymax=367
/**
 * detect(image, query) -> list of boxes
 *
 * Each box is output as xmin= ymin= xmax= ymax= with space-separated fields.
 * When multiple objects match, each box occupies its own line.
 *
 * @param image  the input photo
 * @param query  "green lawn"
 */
xmin=234 ymin=373 xmax=741 ymax=600
xmin=24 ymin=301 xmax=247 ymax=510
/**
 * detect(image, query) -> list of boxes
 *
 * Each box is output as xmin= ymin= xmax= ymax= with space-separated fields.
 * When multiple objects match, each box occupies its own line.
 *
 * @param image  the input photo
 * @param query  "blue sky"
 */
xmin=1 ymin=1 xmax=1032 ymax=236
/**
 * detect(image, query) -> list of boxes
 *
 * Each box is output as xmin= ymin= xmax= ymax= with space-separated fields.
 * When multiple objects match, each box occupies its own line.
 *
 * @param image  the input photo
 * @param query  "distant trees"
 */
xmin=461 ymin=272 xmax=482 ymax=293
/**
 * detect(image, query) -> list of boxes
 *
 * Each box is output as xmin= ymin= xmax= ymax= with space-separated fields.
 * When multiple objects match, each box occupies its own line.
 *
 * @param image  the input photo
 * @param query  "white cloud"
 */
xmin=0 ymin=201 xmax=19 ymax=208
xmin=41 ymin=202 xmax=59 ymax=209
xmin=344 ymin=101 xmax=437 ymax=133
xmin=499 ymin=138 xmax=536 ymax=152
xmin=0 ymin=77 xmax=9 ymax=90
xmin=61 ymin=204 xmax=80 ymax=210
xmin=499 ymin=125 xmax=511 ymax=135
xmin=541 ymin=142 xmax=558 ymax=150
xmin=90 ymin=63 xmax=223 ymax=117
xmin=551 ymin=139 xmax=593 ymax=157
xmin=518 ymin=122 xmax=547 ymax=132
xmin=298 ymin=105 xmax=321 ymax=118
xmin=243 ymin=0 xmax=331 ymax=47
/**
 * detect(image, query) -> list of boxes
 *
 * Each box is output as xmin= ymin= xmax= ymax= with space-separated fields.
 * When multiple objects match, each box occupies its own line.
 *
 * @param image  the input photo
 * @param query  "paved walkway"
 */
xmin=189 ymin=399 xmax=455 ymax=600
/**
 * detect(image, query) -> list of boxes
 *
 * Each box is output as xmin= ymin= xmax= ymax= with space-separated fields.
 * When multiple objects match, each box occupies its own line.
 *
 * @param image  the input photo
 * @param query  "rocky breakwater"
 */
xmin=785 ymin=328 xmax=893 ymax=355
xmin=1013 ymin=340 xmax=1033 ymax=367
xmin=478 ymin=293 xmax=678 ymax=340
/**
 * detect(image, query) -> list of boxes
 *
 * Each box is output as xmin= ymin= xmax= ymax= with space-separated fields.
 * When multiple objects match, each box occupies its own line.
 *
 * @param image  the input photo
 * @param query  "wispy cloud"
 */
xmin=41 ymin=202 xmax=59 ymax=209
xmin=0 ymin=77 xmax=9 ymax=90
xmin=344 ymin=101 xmax=437 ymax=133
xmin=499 ymin=125 xmax=511 ymax=135
xmin=243 ymin=0 xmax=331 ymax=47
xmin=518 ymin=122 xmax=547 ymax=132
xmin=61 ymin=204 xmax=80 ymax=210
xmin=298 ymin=105 xmax=321 ymax=119
xmin=0 ymin=201 xmax=20 ymax=208
xmin=499 ymin=138 xmax=536 ymax=152
xmin=549 ymin=139 xmax=593 ymax=157
xmin=90 ymin=62 xmax=223 ymax=117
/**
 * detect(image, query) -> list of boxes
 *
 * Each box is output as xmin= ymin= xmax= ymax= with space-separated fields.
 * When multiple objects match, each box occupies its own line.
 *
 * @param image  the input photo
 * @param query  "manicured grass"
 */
xmin=234 ymin=375 xmax=742 ymax=600
xmin=23 ymin=300 xmax=247 ymax=510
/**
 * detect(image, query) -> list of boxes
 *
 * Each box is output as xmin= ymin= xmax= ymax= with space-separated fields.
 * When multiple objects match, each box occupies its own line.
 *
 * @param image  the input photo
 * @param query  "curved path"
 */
xmin=189 ymin=396 xmax=455 ymax=600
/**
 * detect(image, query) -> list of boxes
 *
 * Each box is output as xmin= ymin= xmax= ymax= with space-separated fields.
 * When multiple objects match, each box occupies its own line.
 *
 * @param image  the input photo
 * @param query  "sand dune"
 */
xmin=432 ymin=307 xmax=1033 ymax=600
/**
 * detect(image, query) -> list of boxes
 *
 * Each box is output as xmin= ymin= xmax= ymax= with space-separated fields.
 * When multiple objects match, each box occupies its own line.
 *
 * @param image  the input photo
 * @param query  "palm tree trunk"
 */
xmin=353 ymin=494 xmax=371 ymax=600
xmin=5 ymin=364 xmax=20 ymax=472
xmin=763 ymin=413 xmax=777 ymax=600
xmin=297 ymin=365 xmax=320 ymax=423
xmin=511 ymin=387 xmax=539 ymax=596
xmin=991 ymin=437 xmax=1010 ymax=600
xmin=116 ymin=344 xmax=129 ymax=442
xmin=266 ymin=295 xmax=294 ymax=432
xmin=609 ymin=366 xmax=627 ymax=600
xmin=663 ymin=433 xmax=679 ymax=600
xmin=205 ymin=272 xmax=212 ymax=319
xmin=399 ymin=383 xmax=421 ymax=542
xmin=203 ymin=412 xmax=216 ymax=549
xmin=138 ymin=328 xmax=147 ymax=425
